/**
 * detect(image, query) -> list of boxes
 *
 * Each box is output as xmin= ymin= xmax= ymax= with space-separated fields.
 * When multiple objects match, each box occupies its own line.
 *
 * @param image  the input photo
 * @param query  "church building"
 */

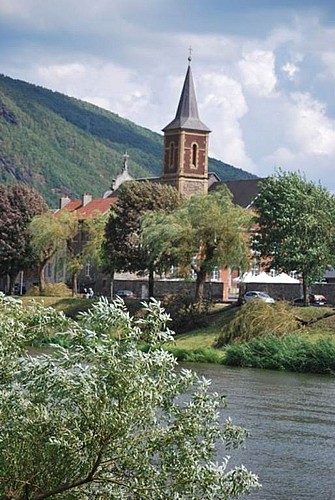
xmin=53 ymin=58 xmax=261 ymax=300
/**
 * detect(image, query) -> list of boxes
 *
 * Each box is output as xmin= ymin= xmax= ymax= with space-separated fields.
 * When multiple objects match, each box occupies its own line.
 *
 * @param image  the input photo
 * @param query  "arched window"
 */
xmin=192 ymin=143 xmax=198 ymax=169
xmin=169 ymin=142 xmax=175 ymax=168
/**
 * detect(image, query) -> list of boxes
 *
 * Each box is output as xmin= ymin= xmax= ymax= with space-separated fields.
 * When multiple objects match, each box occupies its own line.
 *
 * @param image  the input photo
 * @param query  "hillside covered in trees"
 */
xmin=0 ymin=74 xmax=257 ymax=207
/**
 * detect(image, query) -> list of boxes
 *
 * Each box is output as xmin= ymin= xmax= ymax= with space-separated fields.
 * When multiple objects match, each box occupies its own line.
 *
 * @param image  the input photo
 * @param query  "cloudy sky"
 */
xmin=1 ymin=0 xmax=335 ymax=189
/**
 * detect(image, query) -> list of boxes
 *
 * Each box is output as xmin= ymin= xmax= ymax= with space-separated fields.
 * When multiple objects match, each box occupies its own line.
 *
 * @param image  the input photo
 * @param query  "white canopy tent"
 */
xmin=234 ymin=271 xmax=300 ymax=284
xmin=272 ymin=272 xmax=300 ymax=284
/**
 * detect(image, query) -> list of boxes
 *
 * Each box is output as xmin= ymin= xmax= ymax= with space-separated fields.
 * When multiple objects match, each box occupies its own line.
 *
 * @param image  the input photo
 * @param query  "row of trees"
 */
xmin=1 ymin=171 xmax=335 ymax=303
xmin=103 ymin=173 xmax=335 ymax=304
xmin=0 ymin=180 xmax=252 ymax=301
xmin=0 ymin=184 xmax=106 ymax=295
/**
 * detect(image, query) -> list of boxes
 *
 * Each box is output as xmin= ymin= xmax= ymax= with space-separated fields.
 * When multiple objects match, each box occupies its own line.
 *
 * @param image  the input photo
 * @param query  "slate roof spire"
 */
xmin=162 ymin=56 xmax=210 ymax=132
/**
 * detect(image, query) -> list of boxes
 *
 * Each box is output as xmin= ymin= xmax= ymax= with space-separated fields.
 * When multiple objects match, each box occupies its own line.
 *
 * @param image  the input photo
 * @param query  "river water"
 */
xmin=182 ymin=363 xmax=335 ymax=500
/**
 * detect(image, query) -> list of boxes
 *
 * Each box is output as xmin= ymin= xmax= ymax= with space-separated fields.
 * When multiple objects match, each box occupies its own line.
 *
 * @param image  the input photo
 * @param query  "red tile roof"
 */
xmin=61 ymin=200 xmax=82 ymax=212
xmin=56 ymin=197 xmax=117 ymax=218
xmin=76 ymin=198 xmax=117 ymax=217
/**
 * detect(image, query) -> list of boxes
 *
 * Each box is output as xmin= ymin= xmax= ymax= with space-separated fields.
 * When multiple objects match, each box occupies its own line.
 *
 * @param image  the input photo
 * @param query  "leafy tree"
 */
xmin=30 ymin=209 xmax=108 ymax=296
xmin=252 ymin=171 xmax=335 ymax=304
xmin=141 ymin=186 xmax=252 ymax=303
xmin=29 ymin=211 xmax=79 ymax=294
xmin=103 ymin=181 xmax=182 ymax=297
xmin=66 ymin=212 xmax=108 ymax=295
xmin=0 ymin=293 xmax=260 ymax=498
xmin=0 ymin=183 xmax=48 ymax=293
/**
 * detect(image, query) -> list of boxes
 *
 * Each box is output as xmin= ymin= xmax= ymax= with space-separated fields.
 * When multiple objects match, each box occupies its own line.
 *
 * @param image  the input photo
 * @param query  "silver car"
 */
xmin=243 ymin=291 xmax=275 ymax=304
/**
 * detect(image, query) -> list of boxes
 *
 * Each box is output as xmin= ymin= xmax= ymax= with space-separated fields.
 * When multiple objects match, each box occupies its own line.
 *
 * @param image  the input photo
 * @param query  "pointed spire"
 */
xmin=163 ymin=57 xmax=210 ymax=132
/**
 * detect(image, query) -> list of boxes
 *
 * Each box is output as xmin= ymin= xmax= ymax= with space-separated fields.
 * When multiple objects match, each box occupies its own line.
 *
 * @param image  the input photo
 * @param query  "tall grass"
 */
xmin=216 ymin=300 xmax=299 ymax=346
xmin=223 ymin=335 xmax=335 ymax=374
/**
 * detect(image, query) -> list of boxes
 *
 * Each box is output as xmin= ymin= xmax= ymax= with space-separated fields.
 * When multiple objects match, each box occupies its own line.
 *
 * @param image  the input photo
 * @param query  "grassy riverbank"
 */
xmin=168 ymin=303 xmax=335 ymax=373
xmin=17 ymin=295 xmax=335 ymax=374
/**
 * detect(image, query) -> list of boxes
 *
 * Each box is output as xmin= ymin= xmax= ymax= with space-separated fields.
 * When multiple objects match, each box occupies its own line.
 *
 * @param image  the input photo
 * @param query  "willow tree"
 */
xmin=252 ymin=171 xmax=335 ymax=304
xmin=66 ymin=212 xmax=108 ymax=295
xmin=141 ymin=186 xmax=252 ymax=303
xmin=29 ymin=211 xmax=79 ymax=294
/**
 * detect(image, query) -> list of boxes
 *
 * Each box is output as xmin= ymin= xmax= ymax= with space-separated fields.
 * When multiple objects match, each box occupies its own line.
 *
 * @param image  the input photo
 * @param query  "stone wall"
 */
xmin=240 ymin=282 xmax=335 ymax=304
xmin=113 ymin=279 xmax=224 ymax=302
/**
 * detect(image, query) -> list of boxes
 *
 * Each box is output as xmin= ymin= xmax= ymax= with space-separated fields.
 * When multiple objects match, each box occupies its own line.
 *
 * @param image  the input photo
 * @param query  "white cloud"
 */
xmin=238 ymin=50 xmax=277 ymax=97
xmin=288 ymin=92 xmax=335 ymax=156
xmin=321 ymin=51 xmax=335 ymax=80
xmin=198 ymin=72 xmax=256 ymax=170
xmin=36 ymin=60 xmax=152 ymax=124
xmin=262 ymin=148 xmax=335 ymax=192
xmin=281 ymin=62 xmax=299 ymax=80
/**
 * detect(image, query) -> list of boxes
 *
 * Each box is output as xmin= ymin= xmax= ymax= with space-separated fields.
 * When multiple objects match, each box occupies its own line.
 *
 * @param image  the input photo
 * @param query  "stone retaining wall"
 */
xmin=240 ymin=282 xmax=335 ymax=304
xmin=113 ymin=279 xmax=224 ymax=301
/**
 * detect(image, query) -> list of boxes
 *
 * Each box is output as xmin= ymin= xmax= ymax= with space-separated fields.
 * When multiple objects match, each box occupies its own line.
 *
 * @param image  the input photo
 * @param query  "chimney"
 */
xmin=59 ymin=196 xmax=71 ymax=209
xmin=82 ymin=193 xmax=92 ymax=207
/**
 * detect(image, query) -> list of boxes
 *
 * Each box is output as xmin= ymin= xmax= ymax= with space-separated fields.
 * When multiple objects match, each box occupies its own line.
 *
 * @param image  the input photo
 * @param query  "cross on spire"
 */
xmin=123 ymin=151 xmax=129 ymax=171
xmin=188 ymin=46 xmax=192 ymax=64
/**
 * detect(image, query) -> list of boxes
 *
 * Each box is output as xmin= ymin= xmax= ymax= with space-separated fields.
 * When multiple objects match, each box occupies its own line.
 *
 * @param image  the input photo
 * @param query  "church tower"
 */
xmin=162 ymin=56 xmax=210 ymax=196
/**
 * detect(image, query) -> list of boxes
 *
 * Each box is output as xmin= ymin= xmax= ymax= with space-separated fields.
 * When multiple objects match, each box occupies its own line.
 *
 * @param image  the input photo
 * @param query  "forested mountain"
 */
xmin=0 ymin=74 xmax=257 ymax=207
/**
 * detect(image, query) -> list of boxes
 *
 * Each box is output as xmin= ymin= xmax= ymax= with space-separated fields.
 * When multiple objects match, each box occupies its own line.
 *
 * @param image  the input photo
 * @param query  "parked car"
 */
xmin=241 ymin=291 xmax=275 ymax=304
xmin=114 ymin=289 xmax=137 ymax=299
xmin=14 ymin=283 xmax=26 ymax=295
xmin=293 ymin=294 xmax=328 ymax=306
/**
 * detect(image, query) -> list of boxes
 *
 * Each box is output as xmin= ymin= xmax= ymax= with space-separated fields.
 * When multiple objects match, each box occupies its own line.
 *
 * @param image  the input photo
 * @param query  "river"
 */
xmin=182 ymin=363 xmax=335 ymax=500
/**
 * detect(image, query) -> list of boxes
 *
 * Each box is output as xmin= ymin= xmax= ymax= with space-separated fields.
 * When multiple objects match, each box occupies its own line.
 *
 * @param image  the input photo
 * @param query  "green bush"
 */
xmin=161 ymin=291 xmax=211 ymax=333
xmin=223 ymin=335 xmax=335 ymax=374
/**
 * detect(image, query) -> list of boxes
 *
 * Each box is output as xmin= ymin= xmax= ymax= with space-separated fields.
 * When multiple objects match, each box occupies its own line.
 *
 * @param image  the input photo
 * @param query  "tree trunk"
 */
xmin=302 ymin=279 xmax=310 ymax=306
xmin=38 ymin=262 xmax=47 ymax=295
xmin=148 ymin=268 xmax=154 ymax=298
xmin=194 ymin=269 xmax=206 ymax=304
xmin=110 ymin=270 xmax=114 ymax=299
xmin=71 ymin=272 xmax=78 ymax=297
xmin=7 ymin=271 xmax=17 ymax=295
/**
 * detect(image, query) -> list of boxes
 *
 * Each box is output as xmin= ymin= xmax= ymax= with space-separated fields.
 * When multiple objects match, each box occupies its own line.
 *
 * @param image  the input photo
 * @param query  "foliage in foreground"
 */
xmin=0 ymin=294 xmax=260 ymax=499
xmin=223 ymin=335 xmax=335 ymax=374
xmin=216 ymin=300 xmax=299 ymax=346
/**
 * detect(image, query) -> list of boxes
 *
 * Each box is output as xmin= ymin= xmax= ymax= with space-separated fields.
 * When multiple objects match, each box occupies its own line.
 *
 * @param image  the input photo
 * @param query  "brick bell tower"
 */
xmin=161 ymin=55 xmax=211 ymax=196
